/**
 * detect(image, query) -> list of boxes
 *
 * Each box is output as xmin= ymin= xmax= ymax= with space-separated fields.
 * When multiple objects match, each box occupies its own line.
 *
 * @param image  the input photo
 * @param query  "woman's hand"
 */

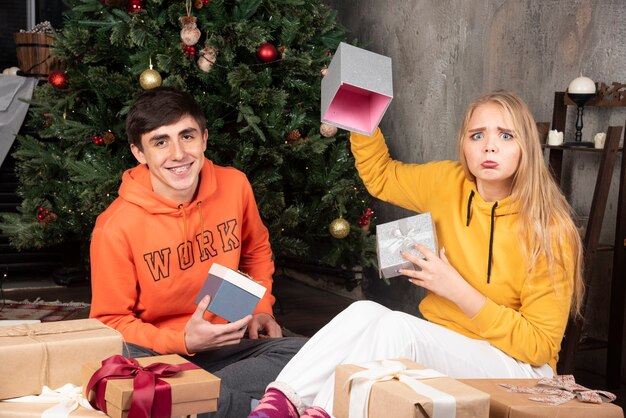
xmin=399 ymin=244 xmax=486 ymax=317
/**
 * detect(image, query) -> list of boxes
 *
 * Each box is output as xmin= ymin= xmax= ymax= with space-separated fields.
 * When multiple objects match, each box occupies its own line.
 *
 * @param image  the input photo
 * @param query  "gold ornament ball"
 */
xmin=320 ymin=123 xmax=338 ymax=138
xmin=139 ymin=68 xmax=162 ymax=90
xmin=329 ymin=217 xmax=350 ymax=239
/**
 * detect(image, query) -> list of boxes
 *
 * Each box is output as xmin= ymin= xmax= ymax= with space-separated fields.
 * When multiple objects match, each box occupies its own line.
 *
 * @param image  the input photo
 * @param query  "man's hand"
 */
xmin=248 ymin=312 xmax=282 ymax=339
xmin=184 ymin=295 xmax=251 ymax=353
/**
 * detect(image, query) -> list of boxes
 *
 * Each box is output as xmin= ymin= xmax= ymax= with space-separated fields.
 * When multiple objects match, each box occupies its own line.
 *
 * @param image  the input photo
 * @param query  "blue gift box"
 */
xmin=195 ymin=263 xmax=267 ymax=322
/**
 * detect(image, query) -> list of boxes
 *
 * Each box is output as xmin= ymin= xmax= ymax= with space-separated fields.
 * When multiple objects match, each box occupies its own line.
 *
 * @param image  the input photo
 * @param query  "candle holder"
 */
xmin=562 ymin=93 xmax=595 ymax=147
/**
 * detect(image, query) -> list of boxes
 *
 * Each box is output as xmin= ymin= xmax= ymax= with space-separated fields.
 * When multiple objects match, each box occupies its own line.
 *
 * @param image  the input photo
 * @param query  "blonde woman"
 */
xmin=249 ymin=91 xmax=584 ymax=418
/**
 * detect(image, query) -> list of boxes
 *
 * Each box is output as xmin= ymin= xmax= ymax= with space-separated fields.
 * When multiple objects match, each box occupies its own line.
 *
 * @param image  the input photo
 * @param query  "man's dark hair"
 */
xmin=125 ymin=87 xmax=207 ymax=149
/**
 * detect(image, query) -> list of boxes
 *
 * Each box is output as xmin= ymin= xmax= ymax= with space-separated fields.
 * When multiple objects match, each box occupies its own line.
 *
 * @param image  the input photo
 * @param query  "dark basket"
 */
xmin=14 ymin=32 xmax=64 ymax=80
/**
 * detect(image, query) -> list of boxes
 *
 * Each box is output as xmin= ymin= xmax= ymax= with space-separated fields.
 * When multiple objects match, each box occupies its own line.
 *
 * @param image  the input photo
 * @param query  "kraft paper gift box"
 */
xmin=334 ymin=359 xmax=490 ymax=418
xmin=460 ymin=379 xmax=624 ymax=418
xmin=82 ymin=354 xmax=219 ymax=418
xmin=321 ymin=42 xmax=393 ymax=136
xmin=0 ymin=383 xmax=106 ymax=418
xmin=376 ymin=213 xmax=438 ymax=279
xmin=194 ymin=262 xmax=267 ymax=322
xmin=0 ymin=401 xmax=106 ymax=417
xmin=0 ymin=318 xmax=123 ymax=400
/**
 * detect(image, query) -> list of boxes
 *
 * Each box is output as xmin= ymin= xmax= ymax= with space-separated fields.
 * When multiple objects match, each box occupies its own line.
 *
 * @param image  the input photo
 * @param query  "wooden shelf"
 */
xmin=542 ymin=144 xmax=624 ymax=152
xmin=547 ymin=85 xmax=626 ymax=389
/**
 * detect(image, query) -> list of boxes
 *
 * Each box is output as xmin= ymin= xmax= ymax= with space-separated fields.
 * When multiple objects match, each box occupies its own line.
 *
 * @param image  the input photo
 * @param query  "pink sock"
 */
xmin=300 ymin=406 xmax=331 ymax=418
xmin=248 ymin=388 xmax=299 ymax=418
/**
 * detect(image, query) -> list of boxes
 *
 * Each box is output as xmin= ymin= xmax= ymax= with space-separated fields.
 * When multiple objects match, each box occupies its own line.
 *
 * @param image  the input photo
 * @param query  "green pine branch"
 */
xmin=0 ymin=0 xmax=377 ymax=278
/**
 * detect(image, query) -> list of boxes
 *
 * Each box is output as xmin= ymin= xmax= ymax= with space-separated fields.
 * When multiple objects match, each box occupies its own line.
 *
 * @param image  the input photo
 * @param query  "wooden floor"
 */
xmin=1 ymin=272 xmax=625 ymax=410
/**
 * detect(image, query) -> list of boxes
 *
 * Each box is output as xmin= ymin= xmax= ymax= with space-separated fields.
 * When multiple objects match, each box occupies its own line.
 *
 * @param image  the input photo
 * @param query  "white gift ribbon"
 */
xmin=381 ymin=227 xmax=433 ymax=255
xmin=3 ymin=384 xmax=103 ymax=418
xmin=346 ymin=360 xmax=456 ymax=418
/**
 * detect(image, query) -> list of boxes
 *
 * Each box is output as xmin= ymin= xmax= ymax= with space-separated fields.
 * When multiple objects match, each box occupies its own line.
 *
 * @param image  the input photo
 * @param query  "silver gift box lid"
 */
xmin=321 ymin=42 xmax=393 ymax=136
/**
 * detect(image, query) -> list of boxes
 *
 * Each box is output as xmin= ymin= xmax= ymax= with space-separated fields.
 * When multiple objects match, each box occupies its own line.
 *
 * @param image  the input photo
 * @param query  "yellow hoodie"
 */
xmin=350 ymin=128 xmax=572 ymax=373
xmin=89 ymin=158 xmax=275 ymax=355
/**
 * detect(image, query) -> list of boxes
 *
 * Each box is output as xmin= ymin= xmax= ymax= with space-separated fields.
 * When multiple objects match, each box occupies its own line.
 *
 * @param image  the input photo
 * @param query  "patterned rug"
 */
xmin=0 ymin=298 xmax=90 ymax=322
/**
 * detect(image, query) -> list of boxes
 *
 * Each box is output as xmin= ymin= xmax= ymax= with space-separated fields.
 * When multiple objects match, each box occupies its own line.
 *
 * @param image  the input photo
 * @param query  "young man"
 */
xmin=89 ymin=87 xmax=306 ymax=418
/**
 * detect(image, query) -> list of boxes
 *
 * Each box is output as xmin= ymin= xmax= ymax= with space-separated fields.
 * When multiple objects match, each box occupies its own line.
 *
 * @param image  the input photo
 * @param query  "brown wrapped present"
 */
xmin=334 ymin=359 xmax=489 ymax=418
xmin=461 ymin=379 xmax=624 ymax=418
xmin=0 ymin=401 xmax=197 ymax=418
xmin=0 ymin=319 xmax=123 ymax=400
xmin=82 ymin=354 xmax=219 ymax=418
xmin=0 ymin=401 xmax=107 ymax=418
xmin=0 ymin=402 xmax=104 ymax=417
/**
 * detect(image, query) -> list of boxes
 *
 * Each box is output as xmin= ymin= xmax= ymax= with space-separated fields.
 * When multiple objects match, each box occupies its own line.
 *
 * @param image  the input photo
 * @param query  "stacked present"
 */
xmin=375 ymin=213 xmax=438 ymax=279
xmin=0 ymin=319 xmax=123 ymax=399
xmin=83 ymin=354 xmax=220 ymax=418
xmin=333 ymin=359 xmax=490 ymax=418
xmin=0 ymin=319 xmax=123 ymax=417
xmin=0 ymin=319 xmax=220 ymax=417
xmin=0 ymin=384 xmax=106 ymax=417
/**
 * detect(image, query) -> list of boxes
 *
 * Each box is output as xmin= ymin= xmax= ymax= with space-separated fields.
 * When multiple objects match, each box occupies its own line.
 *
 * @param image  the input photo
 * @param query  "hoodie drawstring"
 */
xmin=178 ymin=204 xmax=188 ymax=242
xmin=178 ymin=202 xmax=207 ymax=258
xmin=466 ymin=190 xmax=475 ymax=226
xmin=465 ymin=190 xmax=498 ymax=283
xmin=487 ymin=201 xmax=498 ymax=284
xmin=178 ymin=204 xmax=189 ymax=260
xmin=196 ymin=201 xmax=206 ymax=254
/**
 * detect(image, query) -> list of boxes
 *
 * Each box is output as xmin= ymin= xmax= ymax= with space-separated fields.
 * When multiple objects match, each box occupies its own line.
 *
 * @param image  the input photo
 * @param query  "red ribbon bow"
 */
xmin=86 ymin=355 xmax=199 ymax=418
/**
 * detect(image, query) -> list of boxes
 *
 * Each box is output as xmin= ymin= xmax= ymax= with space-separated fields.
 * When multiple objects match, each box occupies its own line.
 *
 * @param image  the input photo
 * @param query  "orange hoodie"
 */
xmin=89 ymin=158 xmax=275 ymax=354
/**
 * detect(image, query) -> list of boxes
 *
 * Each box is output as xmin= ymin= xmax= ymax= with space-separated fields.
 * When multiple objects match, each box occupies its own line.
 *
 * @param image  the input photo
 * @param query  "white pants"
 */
xmin=276 ymin=300 xmax=553 ymax=411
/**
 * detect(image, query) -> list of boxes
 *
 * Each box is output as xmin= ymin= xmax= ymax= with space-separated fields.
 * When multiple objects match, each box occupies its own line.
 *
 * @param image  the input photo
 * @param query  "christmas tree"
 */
xmin=0 ymin=0 xmax=377 ymax=279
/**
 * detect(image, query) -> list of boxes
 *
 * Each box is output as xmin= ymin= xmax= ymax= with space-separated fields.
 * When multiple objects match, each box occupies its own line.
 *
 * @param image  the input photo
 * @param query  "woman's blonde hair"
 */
xmin=457 ymin=91 xmax=584 ymax=317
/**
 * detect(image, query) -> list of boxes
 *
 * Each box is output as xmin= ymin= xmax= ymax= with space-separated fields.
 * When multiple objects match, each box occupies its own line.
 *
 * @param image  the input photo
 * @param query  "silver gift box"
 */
xmin=376 ymin=213 xmax=438 ymax=279
xmin=321 ymin=42 xmax=393 ymax=136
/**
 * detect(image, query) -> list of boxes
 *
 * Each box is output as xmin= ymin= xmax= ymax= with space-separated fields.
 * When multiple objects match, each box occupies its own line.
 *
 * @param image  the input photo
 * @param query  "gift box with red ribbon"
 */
xmin=82 ymin=354 xmax=220 ymax=418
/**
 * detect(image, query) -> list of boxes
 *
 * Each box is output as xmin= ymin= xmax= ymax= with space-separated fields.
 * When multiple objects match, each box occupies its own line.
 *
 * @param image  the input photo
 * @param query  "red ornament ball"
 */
xmin=357 ymin=207 xmax=374 ymax=226
xmin=127 ymin=0 xmax=143 ymax=13
xmin=183 ymin=45 xmax=196 ymax=56
xmin=256 ymin=43 xmax=278 ymax=63
xmin=37 ymin=207 xmax=50 ymax=223
xmin=48 ymin=71 xmax=68 ymax=89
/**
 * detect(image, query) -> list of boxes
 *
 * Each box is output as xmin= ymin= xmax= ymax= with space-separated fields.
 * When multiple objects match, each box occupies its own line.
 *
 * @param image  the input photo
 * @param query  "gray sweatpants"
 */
xmin=124 ymin=336 xmax=307 ymax=418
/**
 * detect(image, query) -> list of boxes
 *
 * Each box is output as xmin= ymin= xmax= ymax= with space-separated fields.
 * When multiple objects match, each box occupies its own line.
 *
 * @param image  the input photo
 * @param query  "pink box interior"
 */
xmin=323 ymin=84 xmax=391 ymax=134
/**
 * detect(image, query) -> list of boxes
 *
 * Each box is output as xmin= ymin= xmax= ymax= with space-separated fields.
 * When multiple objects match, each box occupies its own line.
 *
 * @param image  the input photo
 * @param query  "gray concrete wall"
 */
xmin=324 ymin=0 xmax=626 ymax=380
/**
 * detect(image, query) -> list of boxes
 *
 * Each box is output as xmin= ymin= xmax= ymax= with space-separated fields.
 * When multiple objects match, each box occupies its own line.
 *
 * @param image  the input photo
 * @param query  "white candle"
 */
xmin=547 ymin=129 xmax=564 ymax=146
xmin=594 ymin=132 xmax=606 ymax=149
xmin=568 ymin=76 xmax=596 ymax=94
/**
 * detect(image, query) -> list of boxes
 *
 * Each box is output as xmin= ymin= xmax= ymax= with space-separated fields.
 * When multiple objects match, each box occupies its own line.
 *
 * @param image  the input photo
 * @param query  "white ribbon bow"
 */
xmin=346 ymin=360 xmax=456 ymax=418
xmin=381 ymin=227 xmax=432 ymax=255
xmin=3 ymin=384 xmax=102 ymax=418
